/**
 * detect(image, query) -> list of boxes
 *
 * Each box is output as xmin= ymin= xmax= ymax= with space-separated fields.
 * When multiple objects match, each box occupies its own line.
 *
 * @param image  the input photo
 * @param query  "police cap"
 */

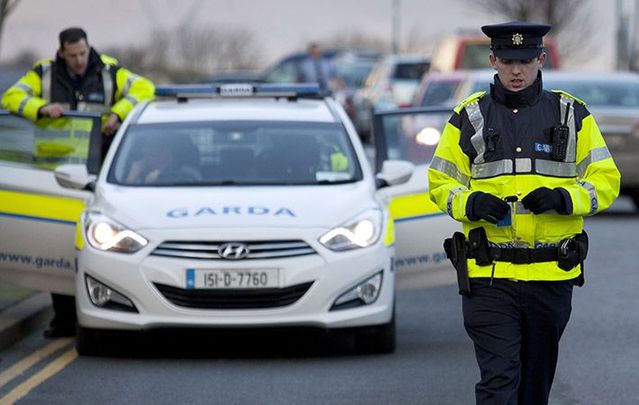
xmin=481 ymin=21 xmax=551 ymax=60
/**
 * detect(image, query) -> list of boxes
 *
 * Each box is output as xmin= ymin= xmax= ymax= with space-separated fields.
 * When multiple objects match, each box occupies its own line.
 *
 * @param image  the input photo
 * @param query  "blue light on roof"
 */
xmin=155 ymin=83 xmax=320 ymax=98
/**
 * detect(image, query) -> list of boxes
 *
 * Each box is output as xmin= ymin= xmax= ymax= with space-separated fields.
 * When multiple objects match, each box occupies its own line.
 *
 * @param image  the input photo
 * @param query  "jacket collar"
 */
xmin=490 ymin=71 xmax=543 ymax=108
xmin=54 ymin=47 xmax=103 ymax=81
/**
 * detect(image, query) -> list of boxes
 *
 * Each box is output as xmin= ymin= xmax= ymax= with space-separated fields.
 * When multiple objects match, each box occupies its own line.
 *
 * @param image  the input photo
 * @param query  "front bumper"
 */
xmin=76 ymin=226 xmax=395 ymax=331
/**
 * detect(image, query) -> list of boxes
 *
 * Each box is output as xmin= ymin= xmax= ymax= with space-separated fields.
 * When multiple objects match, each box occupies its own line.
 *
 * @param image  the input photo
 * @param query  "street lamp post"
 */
xmin=392 ymin=0 xmax=400 ymax=54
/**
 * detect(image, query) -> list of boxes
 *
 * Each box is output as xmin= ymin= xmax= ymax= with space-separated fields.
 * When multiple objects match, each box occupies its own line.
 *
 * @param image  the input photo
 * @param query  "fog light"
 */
xmin=85 ymin=275 xmax=138 ymax=312
xmin=332 ymin=272 xmax=383 ymax=310
xmin=87 ymin=276 xmax=111 ymax=305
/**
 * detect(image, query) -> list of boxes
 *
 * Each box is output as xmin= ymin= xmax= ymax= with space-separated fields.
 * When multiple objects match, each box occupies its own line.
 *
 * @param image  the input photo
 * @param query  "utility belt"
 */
xmin=444 ymin=227 xmax=588 ymax=296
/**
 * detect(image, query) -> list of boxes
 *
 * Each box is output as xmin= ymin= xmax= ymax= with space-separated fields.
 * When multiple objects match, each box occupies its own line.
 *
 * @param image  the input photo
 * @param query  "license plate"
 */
xmin=186 ymin=268 xmax=280 ymax=289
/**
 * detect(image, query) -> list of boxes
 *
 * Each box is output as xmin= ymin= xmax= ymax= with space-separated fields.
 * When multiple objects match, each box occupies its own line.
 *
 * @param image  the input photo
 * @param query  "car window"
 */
xmin=393 ymin=62 xmax=429 ymax=80
xmin=420 ymin=80 xmax=463 ymax=106
xmin=460 ymin=43 xmax=492 ymax=69
xmin=264 ymin=59 xmax=300 ymax=83
xmin=375 ymin=110 xmax=451 ymax=166
xmin=0 ymin=112 xmax=101 ymax=173
xmin=108 ymin=121 xmax=362 ymax=186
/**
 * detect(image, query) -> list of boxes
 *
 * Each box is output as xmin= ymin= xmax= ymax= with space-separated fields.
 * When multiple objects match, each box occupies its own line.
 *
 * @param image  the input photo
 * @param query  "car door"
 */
xmin=0 ymin=110 xmax=102 ymax=294
xmin=373 ymin=107 xmax=461 ymax=273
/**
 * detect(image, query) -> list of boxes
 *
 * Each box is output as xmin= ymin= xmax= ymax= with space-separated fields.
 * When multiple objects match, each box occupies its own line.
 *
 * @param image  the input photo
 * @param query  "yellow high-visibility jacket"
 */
xmin=428 ymin=77 xmax=620 ymax=281
xmin=1 ymin=48 xmax=154 ymax=122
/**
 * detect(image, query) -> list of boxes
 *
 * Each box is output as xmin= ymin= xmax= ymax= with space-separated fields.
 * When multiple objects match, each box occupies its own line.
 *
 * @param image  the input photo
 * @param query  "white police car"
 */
xmin=5 ymin=84 xmax=415 ymax=354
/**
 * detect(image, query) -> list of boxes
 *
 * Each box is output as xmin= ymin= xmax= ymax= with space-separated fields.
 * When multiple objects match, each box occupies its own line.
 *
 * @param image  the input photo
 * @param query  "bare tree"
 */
xmin=0 ymin=0 xmax=20 ymax=59
xmin=105 ymin=24 xmax=263 ymax=83
xmin=469 ymin=0 xmax=594 ymax=65
xmin=321 ymin=31 xmax=390 ymax=52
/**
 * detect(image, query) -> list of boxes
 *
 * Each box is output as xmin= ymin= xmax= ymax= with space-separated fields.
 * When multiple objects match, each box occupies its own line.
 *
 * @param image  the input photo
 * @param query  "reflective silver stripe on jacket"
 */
xmin=577 ymin=146 xmax=612 ymax=177
xmin=121 ymin=73 xmax=138 ymax=95
xmin=430 ymin=156 xmax=470 ymax=186
xmin=15 ymin=83 xmax=33 ymax=95
xmin=41 ymin=62 xmax=51 ymax=102
xmin=578 ymin=180 xmax=598 ymax=215
xmin=102 ymin=65 xmax=113 ymax=109
xmin=535 ymin=159 xmax=577 ymax=177
xmin=17 ymin=97 xmax=31 ymax=115
xmin=466 ymin=102 xmax=486 ymax=164
xmin=559 ymin=95 xmax=577 ymax=162
xmin=447 ymin=186 xmax=466 ymax=217
xmin=515 ymin=158 xmax=532 ymax=173
xmin=124 ymin=95 xmax=139 ymax=107
xmin=472 ymin=159 xmax=513 ymax=178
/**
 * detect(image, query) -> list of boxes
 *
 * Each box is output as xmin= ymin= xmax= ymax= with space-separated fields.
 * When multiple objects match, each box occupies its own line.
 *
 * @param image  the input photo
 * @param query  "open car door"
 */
xmin=373 ymin=107 xmax=460 ymax=273
xmin=0 ymin=110 xmax=102 ymax=294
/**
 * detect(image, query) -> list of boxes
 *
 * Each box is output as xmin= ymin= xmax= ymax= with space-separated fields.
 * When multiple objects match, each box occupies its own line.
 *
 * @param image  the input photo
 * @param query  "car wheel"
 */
xmin=75 ymin=326 xmax=103 ymax=356
xmin=355 ymin=309 xmax=396 ymax=354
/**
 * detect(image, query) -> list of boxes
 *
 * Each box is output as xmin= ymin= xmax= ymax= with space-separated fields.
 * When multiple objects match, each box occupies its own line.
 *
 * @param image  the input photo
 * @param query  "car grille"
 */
xmin=151 ymin=240 xmax=316 ymax=260
xmin=153 ymin=282 xmax=314 ymax=309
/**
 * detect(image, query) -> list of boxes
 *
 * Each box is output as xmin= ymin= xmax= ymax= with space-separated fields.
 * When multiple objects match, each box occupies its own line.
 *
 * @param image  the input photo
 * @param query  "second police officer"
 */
xmin=428 ymin=22 xmax=620 ymax=404
xmin=1 ymin=27 xmax=155 ymax=338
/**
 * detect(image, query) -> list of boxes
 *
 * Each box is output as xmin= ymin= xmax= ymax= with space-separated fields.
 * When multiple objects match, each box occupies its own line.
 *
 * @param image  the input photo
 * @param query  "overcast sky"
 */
xmin=0 ymin=0 xmax=628 ymax=71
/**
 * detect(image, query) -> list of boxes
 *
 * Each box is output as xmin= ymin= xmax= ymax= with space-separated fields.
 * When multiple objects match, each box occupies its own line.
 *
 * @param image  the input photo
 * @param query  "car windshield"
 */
xmin=108 ymin=121 xmax=362 ymax=186
xmin=393 ymin=62 xmax=429 ymax=80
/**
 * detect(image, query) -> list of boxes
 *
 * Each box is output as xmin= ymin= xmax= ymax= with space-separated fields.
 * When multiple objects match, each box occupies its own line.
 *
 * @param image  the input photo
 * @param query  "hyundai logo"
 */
xmin=218 ymin=242 xmax=250 ymax=260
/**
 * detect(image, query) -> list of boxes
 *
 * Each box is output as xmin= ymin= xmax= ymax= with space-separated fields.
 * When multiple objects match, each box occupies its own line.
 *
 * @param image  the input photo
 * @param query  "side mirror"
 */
xmin=376 ymin=160 xmax=414 ymax=188
xmin=54 ymin=164 xmax=96 ymax=191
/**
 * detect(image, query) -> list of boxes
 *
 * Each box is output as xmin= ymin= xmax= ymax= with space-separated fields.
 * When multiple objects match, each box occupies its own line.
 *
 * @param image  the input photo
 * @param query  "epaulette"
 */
xmin=551 ymin=89 xmax=586 ymax=106
xmin=32 ymin=58 xmax=53 ymax=68
xmin=100 ymin=54 xmax=120 ymax=66
xmin=453 ymin=91 xmax=486 ymax=114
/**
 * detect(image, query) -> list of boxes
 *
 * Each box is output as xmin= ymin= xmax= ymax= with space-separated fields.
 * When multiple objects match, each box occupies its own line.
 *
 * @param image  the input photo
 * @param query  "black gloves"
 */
xmin=521 ymin=187 xmax=568 ymax=214
xmin=466 ymin=192 xmax=510 ymax=224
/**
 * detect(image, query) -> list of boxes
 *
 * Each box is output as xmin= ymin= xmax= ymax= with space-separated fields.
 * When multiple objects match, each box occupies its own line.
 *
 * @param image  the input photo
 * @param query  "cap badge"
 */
xmin=512 ymin=33 xmax=524 ymax=46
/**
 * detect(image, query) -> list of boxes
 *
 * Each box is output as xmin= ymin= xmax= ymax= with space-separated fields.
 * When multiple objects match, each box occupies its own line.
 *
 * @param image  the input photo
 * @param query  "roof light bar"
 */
xmin=155 ymin=83 xmax=321 ymax=98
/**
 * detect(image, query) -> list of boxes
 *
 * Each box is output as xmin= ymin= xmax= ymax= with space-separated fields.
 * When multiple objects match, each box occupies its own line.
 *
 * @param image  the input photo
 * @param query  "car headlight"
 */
xmin=319 ymin=209 xmax=382 ymax=251
xmin=84 ymin=211 xmax=148 ymax=253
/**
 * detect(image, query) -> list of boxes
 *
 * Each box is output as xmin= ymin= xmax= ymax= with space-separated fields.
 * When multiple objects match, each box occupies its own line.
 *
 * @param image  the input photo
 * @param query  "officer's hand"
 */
xmin=38 ymin=103 xmax=65 ymax=118
xmin=103 ymin=113 xmax=121 ymax=137
xmin=466 ymin=192 xmax=510 ymax=224
xmin=521 ymin=187 xmax=565 ymax=214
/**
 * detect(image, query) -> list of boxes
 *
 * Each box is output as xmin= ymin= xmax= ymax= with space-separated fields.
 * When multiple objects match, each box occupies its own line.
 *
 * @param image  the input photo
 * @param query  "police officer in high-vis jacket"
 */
xmin=428 ymin=22 xmax=620 ymax=404
xmin=2 ymin=26 xmax=155 ymax=154
xmin=1 ymin=27 xmax=155 ymax=338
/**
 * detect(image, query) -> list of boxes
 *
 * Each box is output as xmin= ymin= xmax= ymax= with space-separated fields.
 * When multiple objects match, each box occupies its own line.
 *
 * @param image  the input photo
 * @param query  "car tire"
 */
xmin=355 ymin=308 xmax=396 ymax=354
xmin=75 ymin=326 xmax=103 ymax=356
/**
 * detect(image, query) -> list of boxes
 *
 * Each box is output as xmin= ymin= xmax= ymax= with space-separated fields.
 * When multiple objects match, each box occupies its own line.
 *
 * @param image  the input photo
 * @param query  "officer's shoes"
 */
xmin=43 ymin=326 xmax=76 ymax=338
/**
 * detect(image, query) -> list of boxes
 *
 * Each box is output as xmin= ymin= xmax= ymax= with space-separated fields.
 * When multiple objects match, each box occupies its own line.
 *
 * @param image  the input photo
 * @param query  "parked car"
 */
xmin=262 ymin=48 xmax=382 ymax=126
xmin=0 ymin=83 xmax=420 ymax=355
xmin=352 ymin=54 xmax=431 ymax=139
xmin=429 ymin=32 xmax=560 ymax=72
xmin=331 ymin=51 xmax=382 ymax=122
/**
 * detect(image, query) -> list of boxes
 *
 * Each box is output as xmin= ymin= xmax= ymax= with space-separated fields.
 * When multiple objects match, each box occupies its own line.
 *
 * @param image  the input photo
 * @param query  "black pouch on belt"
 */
xmin=468 ymin=227 xmax=493 ymax=266
xmin=559 ymin=231 xmax=589 ymax=286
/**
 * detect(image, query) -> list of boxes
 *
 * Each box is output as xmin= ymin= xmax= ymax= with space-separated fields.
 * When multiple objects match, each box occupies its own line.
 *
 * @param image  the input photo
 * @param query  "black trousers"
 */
xmin=50 ymin=293 xmax=77 ymax=330
xmin=462 ymin=278 xmax=573 ymax=405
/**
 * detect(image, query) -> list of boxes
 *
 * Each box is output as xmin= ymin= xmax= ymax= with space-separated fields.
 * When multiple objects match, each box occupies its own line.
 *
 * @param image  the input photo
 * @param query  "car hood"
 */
xmin=94 ymin=183 xmax=378 ymax=230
